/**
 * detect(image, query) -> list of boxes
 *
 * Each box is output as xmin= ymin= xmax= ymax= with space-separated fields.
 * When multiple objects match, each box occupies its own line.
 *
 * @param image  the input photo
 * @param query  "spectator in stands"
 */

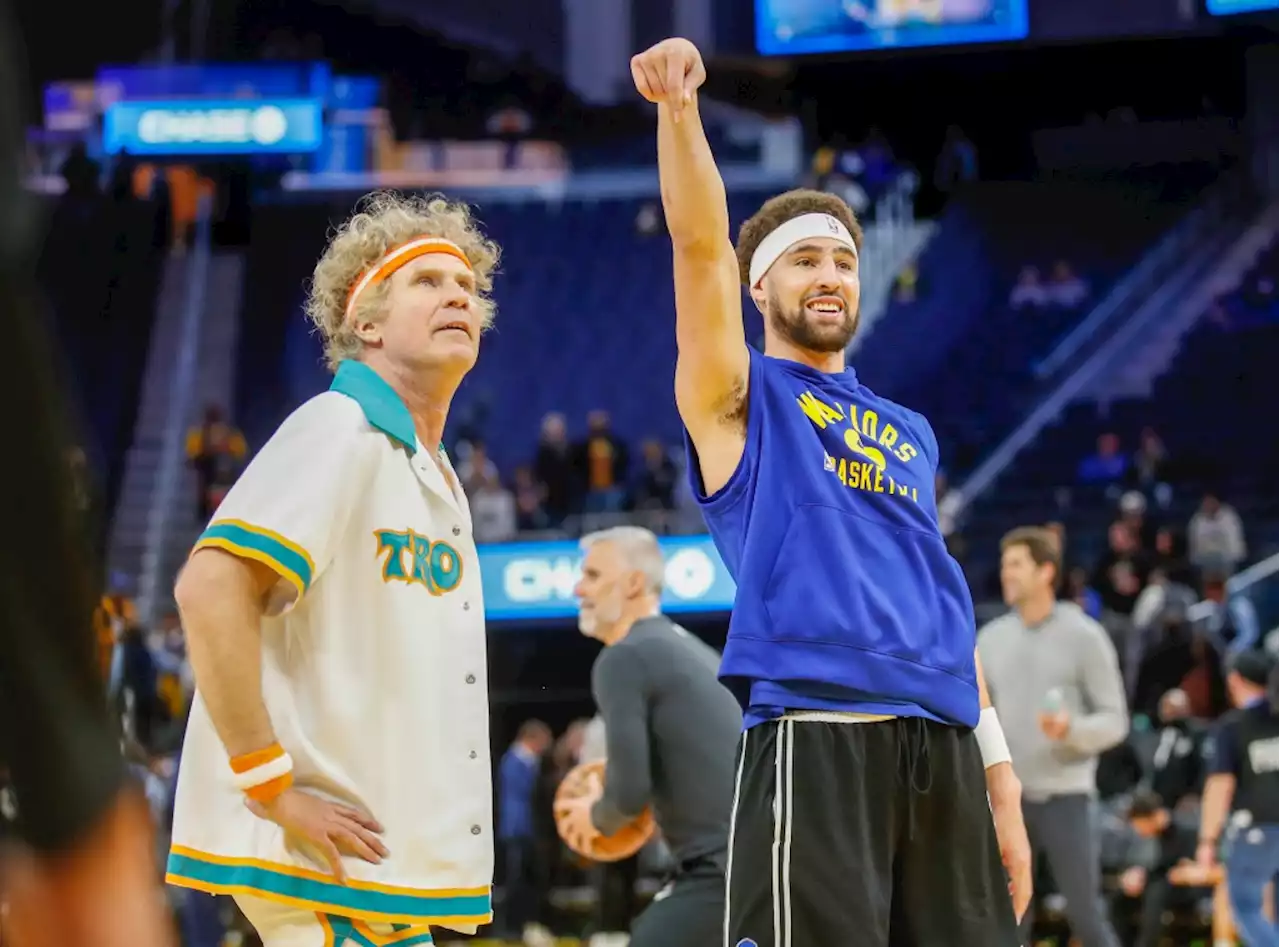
xmin=1066 ymin=566 xmax=1103 ymax=620
xmin=1078 ymin=432 xmax=1129 ymax=485
xmin=575 ymin=410 xmax=629 ymax=514
xmin=1148 ymin=688 xmax=1211 ymax=806
xmin=185 ymin=405 xmax=246 ymax=523
xmin=512 ymin=465 xmax=550 ymax=533
xmin=149 ymin=610 xmax=194 ymax=738
xmin=1045 ymin=259 xmax=1090 ymax=308
xmin=94 ymin=573 xmax=138 ymax=686
xmin=471 ymin=469 xmax=518 ymax=543
xmin=534 ymin=412 xmax=576 ymax=525
xmin=1129 ymin=608 xmax=1192 ymax=720
xmin=456 ymin=438 xmax=500 ymax=495
xmin=1187 ymin=491 xmax=1247 ymax=576
xmin=809 ymin=142 xmax=837 ymax=191
xmin=1240 ymin=263 xmax=1276 ymax=312
xmin=485 ymin=100 xmax=533 ymax=170
xmin=979 ymin=526 xmax=1128 ymax=947
xmin=1093 ymin=521 xmax=1149 ymax=615
xmin=1114 ymin=788 xmax=1205 ymax=947
xmin=632 ymin=439 xmax=677 ymax=513
xmin=934 ymin=125 xmax=978 ymax=195
xmin=1129 ymin=427 xmax=1171 ymax=505
xmin=1150 ymin=527 xmax=1193 ymax=586
xmin=1044 ymin=520 xmax=1071 ymax=592
xmin=58 ymin=142 xmax=100 ymax=199
xmin=498 ymin=720 xmax=554 ymax=947
xmin=1201 ymin=571 xmax=1263 ymax=659
xmin=857 ymin=126 xmax=898 ymax=205
xmin=1128 ymin=569 xmax=1199 ymax=704
xmin=530 ymin=721 xmax=589 ymax=942
xmin=116 ymin=623 xmax=160 ymax=751
xmin=1009 ymin=265 xmax=1048 ymax=310
xmin=1117 ymin=490 xmax=1156 ymax=550
xmin=893 ymin=259 xmax=919 ymax=303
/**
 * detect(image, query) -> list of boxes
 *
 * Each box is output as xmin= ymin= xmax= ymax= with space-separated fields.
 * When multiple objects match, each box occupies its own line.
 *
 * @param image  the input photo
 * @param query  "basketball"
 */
xmin=554 ymin=760 xmax=655 ymax=862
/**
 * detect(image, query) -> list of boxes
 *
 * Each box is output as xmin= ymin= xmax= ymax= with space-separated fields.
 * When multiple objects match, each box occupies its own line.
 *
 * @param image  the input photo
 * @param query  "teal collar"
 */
xmin=329 ymin=360 xmax=416 ymax=449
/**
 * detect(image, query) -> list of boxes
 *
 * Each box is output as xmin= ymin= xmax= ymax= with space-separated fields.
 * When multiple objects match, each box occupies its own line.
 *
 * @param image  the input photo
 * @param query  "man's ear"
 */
xmin=352 ymin=316 xmax=381 ymax=345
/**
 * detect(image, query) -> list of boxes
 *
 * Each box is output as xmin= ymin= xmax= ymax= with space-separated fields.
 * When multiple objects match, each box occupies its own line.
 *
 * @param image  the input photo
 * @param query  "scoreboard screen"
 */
xmin=756 ymin=0 xmax=1030 ymax=55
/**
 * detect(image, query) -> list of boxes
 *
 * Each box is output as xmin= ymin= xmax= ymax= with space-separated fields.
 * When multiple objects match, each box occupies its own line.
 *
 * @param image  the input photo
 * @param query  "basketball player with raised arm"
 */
xmin=166 ymin=192 xmax=498 ymax=947
xmin=631 ymin=38 xmax=1032 ymax=946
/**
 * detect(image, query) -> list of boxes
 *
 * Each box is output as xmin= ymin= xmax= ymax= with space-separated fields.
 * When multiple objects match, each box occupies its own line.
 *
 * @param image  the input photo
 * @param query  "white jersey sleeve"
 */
xmin=192 ymin=394 xmax=378 ymax=607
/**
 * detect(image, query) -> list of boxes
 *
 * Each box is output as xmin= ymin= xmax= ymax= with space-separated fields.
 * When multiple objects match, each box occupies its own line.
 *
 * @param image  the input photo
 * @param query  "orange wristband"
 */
xmin=229 ymin=743 xmax=294 ymax=804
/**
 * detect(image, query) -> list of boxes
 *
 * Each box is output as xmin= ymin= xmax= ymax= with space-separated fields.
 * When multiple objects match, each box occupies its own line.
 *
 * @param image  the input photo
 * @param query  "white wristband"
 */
xmin=230 ymin=750 xmax=294 ymax=793
xmin=975 ymin=706 xmax=1012 ymax=769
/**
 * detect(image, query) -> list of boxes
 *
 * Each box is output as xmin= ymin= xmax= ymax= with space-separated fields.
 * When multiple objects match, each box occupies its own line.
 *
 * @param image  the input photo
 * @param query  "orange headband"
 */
xmin=344 ymin=237 xmax=474 ymax=321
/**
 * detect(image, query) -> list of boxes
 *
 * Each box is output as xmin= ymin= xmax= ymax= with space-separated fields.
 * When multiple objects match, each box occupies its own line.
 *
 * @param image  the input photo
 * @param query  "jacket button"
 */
xmin=452 ymin=525 xmax=462 ymax=536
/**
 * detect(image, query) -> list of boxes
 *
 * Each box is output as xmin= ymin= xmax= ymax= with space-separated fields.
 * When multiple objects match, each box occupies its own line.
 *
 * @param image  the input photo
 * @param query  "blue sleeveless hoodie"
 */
xmin=685 ymin=347 xmax=979 ymax=729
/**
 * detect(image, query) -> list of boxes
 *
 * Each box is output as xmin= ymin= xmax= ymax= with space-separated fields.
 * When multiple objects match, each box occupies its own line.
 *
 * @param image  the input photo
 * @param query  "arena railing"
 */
xmin=1187 ymin=553 xmax=1280 ymax=656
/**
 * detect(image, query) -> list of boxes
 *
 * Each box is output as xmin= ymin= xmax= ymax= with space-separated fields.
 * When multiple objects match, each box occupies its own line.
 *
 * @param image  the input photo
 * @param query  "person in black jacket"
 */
xmin=1197 ymin=651 xmax=1279 ymax=947
xmin=1148 ymin=688 xmax=1212 ymax=806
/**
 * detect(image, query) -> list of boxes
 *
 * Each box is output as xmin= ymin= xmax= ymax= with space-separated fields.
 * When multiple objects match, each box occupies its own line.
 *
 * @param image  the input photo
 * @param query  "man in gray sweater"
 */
xmin=978 ymin=526 xmax=1129 ymax=947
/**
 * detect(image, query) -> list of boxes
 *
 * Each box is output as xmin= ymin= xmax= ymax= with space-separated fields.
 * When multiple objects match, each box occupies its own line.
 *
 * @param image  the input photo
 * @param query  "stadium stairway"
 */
xmin=108 ymin=202 xmax=246 ymax=622
xmin=107 ymin=251 xmax=206 ymax=592
xmin=145 ymin=252 xmax=247 ymax=620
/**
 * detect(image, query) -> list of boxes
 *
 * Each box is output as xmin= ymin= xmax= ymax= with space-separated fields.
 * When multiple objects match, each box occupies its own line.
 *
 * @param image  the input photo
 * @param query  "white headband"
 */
xmin=747 ymin=213 xmax=858 ymax=288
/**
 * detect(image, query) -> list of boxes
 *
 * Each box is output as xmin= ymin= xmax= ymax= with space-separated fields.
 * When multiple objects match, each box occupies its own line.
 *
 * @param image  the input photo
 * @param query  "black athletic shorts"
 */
xmin=724 ymin=716 xmax=1020 ymax=947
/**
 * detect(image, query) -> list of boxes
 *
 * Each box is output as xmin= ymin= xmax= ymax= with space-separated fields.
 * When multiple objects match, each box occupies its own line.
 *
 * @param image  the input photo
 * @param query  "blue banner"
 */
xmin=1206 ymin=0 xmax=1275 ymax=12
xmin=103 ymin=99 xmax=324 ymax=155
xmin=478 ymin=535 xmax=736 ymax=623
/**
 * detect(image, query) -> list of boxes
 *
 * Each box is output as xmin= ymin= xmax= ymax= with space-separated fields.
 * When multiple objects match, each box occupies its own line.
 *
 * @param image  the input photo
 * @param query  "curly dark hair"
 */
xmin=734 ymin=189 xmax=864 ymax=286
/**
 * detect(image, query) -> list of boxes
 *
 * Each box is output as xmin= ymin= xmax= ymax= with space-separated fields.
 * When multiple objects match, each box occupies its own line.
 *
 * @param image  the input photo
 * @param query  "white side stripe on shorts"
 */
xmin=781 ymin=720 xmax=794 ymax=947
xmin=723 ymin=730 xmax=748 ymax=947
xmin=770 ymin=720 xmax=795 ymax=947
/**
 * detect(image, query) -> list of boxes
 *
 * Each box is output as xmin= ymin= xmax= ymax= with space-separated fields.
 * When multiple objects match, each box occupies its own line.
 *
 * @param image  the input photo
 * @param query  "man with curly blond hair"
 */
xmin=166 ymin=192 xmax=501 ymax=947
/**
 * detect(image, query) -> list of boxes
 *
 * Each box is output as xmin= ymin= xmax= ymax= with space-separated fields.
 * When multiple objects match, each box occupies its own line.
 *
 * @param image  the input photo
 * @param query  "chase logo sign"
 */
xmin=478 ymin=535 xmax=736 ymax=623
xmin=103 ymin=98 xmax=323 ymax=155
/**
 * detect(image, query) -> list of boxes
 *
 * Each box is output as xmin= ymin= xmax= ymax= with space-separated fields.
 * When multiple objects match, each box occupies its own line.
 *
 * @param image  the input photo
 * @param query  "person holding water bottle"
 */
xmin=978 ymin=527 xmax=1130 ymax=947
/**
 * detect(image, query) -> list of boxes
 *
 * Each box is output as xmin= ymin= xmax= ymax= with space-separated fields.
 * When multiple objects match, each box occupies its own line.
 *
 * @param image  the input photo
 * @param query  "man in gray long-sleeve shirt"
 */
xmin=978 ymin=526 xmax=1128 ymax=947
xmin=556 ymin=526 xmax=741 ymax=947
